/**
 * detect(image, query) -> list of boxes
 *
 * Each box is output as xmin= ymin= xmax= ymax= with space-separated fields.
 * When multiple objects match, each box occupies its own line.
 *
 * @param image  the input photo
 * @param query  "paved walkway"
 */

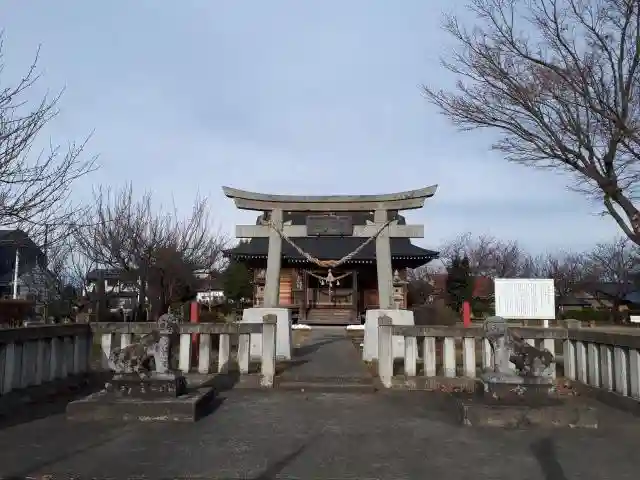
xmin=279 ymin=327 xmax=372 ymax=383
xmin=1 ymin=328 xmax=640 ymax=478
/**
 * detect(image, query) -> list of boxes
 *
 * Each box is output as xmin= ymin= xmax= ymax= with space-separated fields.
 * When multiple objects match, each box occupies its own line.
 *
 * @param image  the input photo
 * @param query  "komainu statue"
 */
xmin=108 ymin=313 xmax=180 ymax=378
xmin=483 ymin=316 xmax=554 ymax=378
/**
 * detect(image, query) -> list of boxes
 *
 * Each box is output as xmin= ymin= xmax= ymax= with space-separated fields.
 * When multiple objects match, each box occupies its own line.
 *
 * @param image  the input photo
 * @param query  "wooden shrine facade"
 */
xmin=223 ymin=187 xmax=439 ymax=325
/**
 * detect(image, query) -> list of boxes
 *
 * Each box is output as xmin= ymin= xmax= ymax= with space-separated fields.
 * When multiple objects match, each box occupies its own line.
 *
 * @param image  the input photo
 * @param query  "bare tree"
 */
xmin=439 ymin=232 xmax=530 ymax=277
xmin=585 ymin=237 xmax=639 ymax=319
xmin=406 ymin=266 xmax=436 ymax=306
xmin=0 ymin=38 xmax=96 ymax=234
xmin=74 ymin=184 xmax=227 ymax=318
xmin=424 ymin=0 xmax=640 ymax=245
xmin=535 ymin=250 xmax=592 ymax=298
xmin=67 ymin=247 xmax=96 ymax=294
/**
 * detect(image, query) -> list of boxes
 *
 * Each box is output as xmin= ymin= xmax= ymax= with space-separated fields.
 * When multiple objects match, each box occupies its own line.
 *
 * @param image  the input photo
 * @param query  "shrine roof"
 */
xmin=228 ymin=236 xmax=438 ymax=263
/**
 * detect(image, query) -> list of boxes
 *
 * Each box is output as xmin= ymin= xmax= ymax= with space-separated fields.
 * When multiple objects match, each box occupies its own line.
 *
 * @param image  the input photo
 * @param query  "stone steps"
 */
xmin=275 ymin=375 xmax=377 ymax=393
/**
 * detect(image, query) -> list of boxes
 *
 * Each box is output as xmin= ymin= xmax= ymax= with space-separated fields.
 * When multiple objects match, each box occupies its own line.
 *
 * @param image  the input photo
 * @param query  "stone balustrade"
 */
xmin=0 ymin=324 xmax=93 ymax=396
xmin=1 ymin=316 xmax=279 ymax=400
xmin=564 ymin=328 xmax=640 ymax=402
xmin=91 ymin=317 xmax=277 ymax=387
xmin=376 ymin=318 xmax=640 ymax=407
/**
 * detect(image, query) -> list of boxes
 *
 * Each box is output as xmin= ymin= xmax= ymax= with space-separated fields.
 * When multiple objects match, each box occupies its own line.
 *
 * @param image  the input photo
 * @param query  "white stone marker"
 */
xmin=242 ymin=307 xmax=292 ymax=360
xmin=363 ymin=309 xmax=415 ymax=361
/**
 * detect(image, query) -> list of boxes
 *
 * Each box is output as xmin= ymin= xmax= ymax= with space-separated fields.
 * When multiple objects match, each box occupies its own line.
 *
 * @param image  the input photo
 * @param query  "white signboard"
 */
xmin=494 ymin=278 xmax=555 ymax=321
xmin=630 ymin=315 xmax=640 ymax=324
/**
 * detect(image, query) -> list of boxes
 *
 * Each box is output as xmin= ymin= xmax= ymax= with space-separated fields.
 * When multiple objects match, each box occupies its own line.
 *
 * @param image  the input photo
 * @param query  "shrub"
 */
xmin=412 ymin=303 xmax=459 ymax=326
xmin=199 ymin=310 xmax=228 ymax=323
xmin=559 ymin=309 xmax=613 ymax=323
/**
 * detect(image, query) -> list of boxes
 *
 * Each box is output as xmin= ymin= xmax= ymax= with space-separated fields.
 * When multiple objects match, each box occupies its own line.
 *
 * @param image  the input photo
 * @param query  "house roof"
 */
xmin=227 ymin=212 xmax=438 ymax=265
xmin=0 ymin=229 xmax=41 ymax=249
xmin=86 ymin=269 xmax=132 ymax=281
xmin=0 ymin=230 xmax=47 ymax=283
xmin=557 ymin=294 xmax=592 ymax=306
xmin=623 ymin=291 xmax=640 ymax=305
xmin=195 ymin=274 xmax=224 ymax=292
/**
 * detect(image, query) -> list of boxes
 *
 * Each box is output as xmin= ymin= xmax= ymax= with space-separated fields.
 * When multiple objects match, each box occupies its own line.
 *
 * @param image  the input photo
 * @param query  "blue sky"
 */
xmin=0 ymin=0 xmax=619 ymax=254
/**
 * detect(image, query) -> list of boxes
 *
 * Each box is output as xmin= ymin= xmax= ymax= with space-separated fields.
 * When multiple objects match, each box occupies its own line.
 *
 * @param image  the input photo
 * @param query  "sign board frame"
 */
xmin=494 ymin=278 xmax=555 ymax=321
xmin=306 ymin=215 xmax=353 ymax=236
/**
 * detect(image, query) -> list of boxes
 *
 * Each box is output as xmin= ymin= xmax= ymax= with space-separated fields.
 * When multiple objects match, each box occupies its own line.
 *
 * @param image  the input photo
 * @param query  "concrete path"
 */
xmin=1 ymin=390 xmax=640 ymax=478
xmin=279 ymin=327 xmax=371 ymax=383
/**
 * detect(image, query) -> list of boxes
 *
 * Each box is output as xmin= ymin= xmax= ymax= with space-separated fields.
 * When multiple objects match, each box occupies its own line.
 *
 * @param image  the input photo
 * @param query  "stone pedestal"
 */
xmin=67 ymin=313 xmax=213 ymax=422
xmin=454 ymin=373 xmax=597 ymax=428
xmin=67 ymin=372 xmax=212 ymax=423
xmin=242 ymin=307 xmax=292 ymax=360
xmin=105 ymin=372 xmax=187 ymax=398
xmin=363 ymin=309 xmax=414 ymax=361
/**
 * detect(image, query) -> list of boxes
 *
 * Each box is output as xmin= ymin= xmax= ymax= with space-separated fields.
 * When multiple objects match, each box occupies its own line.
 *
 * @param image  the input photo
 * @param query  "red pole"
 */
xmin=190 ymin=301 xmax=199 ymax=365
xmin=462 ymin=301 xmax=471 ymax=327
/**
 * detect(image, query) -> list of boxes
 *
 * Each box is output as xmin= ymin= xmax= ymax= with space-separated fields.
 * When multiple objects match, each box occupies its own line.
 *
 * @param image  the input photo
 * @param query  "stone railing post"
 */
xmin=178 ymin=332 xmax=191 ymax=373
xmin=462 ymin=336 xmax=476 ymax=378
xmin=218 ymin=334 xmax=231 ymax=373
xmin=261 ymin=314 xmax=277 ymax=387
xmin=238 ymin=333 xmax=251 ymax=374
xmin=1 ymin=342 xmax=16 ymax=394
xmin=563 ymin=338 xmax=577 ymax=380
xmin=198 ymin=333 xmax=211 ymax=374
xmin=404 ymin=334 xmax=417 ymax=377
xmin=100 ymin=332 xmax=114 ymax=370
xmin=50 ymin=337 xmax=61 ymax=380
xmin=422 ymin=336 xmax=437 ymax=377
xmin=443 ymin=337 xmax=456 ymax=378
xmin=378 ymin=315 xmax=393 ymax=388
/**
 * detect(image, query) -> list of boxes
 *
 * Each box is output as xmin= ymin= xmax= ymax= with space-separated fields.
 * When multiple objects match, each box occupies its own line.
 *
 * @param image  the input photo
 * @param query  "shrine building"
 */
xmin=224 ymin=186 xmax=439 ymax=325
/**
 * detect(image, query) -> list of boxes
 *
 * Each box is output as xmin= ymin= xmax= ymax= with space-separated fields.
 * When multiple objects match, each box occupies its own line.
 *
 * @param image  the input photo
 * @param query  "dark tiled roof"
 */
xmin=86 ymin=269 xmax=135 ymax=281
xmin=196 ymin=275 xmax=224 ymax=291
xmin=229 ymin=237 xmax=438 ymax=262
xmin=624 ymin=291 xmax=640 ymax=304
xmin=557 ymin=294 xmax=592 ymax=306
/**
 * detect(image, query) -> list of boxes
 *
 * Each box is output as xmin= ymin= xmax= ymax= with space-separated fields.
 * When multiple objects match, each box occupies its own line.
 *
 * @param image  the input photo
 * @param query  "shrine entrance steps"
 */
xmin=276 ymin=327 xmax=377 ymax=392
xmin=304 ymin=308 xmax=357 ymax=325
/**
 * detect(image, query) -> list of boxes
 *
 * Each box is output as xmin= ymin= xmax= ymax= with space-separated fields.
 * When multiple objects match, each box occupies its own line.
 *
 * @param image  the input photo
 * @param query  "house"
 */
xmin=84 ymin=267 xmax=225 ymax=319
xmin=193 ymin=269 xmax=225 ymax=305
xmin=85 ymin=268 xmax=141 ymax=320
xmin=0 ymin=229 xmax=56 ymax=310
xmin=556 ymin=293 xmax=592 ymax=312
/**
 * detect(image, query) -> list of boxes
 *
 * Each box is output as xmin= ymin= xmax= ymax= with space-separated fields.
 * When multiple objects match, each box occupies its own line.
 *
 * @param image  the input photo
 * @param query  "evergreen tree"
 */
xmin=446 ymin=255 xmax=472 ymax=313
xmin=222 ymin=261 xmax=253 ymax=306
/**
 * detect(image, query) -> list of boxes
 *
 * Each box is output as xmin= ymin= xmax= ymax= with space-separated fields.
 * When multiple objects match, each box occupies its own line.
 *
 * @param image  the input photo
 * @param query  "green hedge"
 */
xmin=559 ymin=309 xmax=613 ymax=323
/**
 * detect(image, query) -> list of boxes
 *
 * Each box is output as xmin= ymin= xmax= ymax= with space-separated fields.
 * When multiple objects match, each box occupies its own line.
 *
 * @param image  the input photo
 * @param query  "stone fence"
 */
xmin=92 ymin=319 xmax=277 ymax=387
xmin=0 ymin=324 xmax=93 ymax=396
xmin=0 ymin=318 xmax=278 ymax=397
xmin=376 ymin=318 xmax=640 ymax=406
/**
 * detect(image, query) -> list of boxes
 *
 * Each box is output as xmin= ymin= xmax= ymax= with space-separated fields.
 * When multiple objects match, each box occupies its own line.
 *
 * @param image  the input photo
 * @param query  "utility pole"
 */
xmin=43 ymin=223 xmax=49 ymax=320
xmin=12 ymin=247 xmax=20 ymax=299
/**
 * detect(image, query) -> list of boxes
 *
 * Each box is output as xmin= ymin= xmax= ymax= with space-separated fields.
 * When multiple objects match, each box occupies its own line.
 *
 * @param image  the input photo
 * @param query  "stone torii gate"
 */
xmin=222 ymin=185 xmax=438 ymax=310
